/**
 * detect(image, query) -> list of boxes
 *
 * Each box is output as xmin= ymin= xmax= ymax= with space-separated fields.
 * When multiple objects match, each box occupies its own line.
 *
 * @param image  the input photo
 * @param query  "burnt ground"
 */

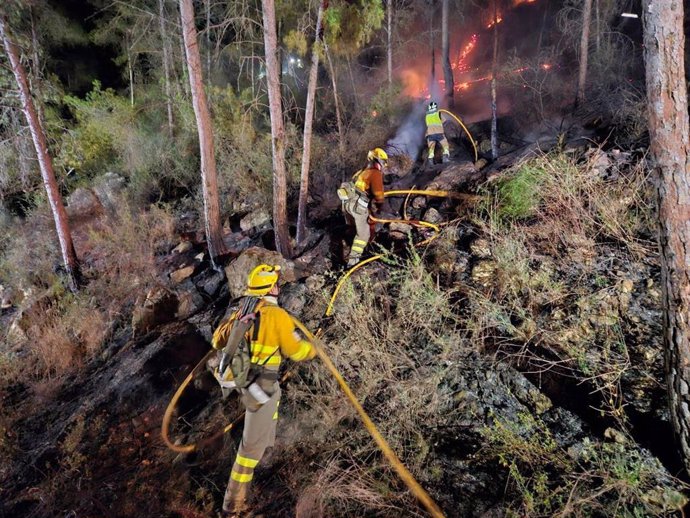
xmin=1 ymin=132 xmax=688 ymax=517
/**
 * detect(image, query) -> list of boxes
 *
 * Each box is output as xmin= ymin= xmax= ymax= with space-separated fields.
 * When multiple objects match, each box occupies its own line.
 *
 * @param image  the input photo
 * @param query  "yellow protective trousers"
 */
xmin=223 ymin=383 xmax=281 ymax=513
xmin=426 ymin=134 xmax=450 ymax=160
xmin=343 ymin=196 xmax=373 ymax=266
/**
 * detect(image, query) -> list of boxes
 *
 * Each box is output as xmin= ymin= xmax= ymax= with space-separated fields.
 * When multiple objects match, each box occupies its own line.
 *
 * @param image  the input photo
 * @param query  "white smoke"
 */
xmin=385 ymin=101 xmax=427 ymax=159
xmin=386 ymin=79 xmax=443 ymax=159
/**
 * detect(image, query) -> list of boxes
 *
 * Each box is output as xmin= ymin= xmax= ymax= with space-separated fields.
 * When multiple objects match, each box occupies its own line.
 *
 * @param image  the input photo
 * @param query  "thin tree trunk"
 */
xmin=429 ymin=6 xmax=435 ymax=80
xmin=441 ymin=0 xmax=454 ymax=107
xmin=159 ymin=0 xmax=174 ymax=135
xmin=296 ymin=0 xmax=326 ymax=246
xmin=206 ymin=0 xmax=211 ymax=81
xmin=0 ymin=17 xmax=79 ymax=291
xmin=261 ymin=0 xmax=293 ymax=258
xmin=595 ymin=0 xmax=600 ymax=53
xmin=387 ymin=0 xmax=392 ymax=86
xmin=127 ymin=43 xmax=134 ymax=106
xmin=324 ymin=41 xmax=346 ymax=156
xmin=179 ymin=0 xmax=228 ymax=265
xmin=178 ymin=26 xmax=191 ymax=98
xmin=642 ymin=0 xmax=690 ymax=475
xmin=536 ymin=2 xmax=548 ymax=54
xmin=29 ymin=9 xmax=45 ymax=127
xmin=576 ymin=0 xmax=592 ymax=106
xmin=490 ymin=1 xmax=498 ymax=160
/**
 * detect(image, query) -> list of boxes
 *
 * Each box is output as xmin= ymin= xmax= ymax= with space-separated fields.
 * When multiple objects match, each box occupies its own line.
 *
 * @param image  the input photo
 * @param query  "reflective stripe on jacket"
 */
xmin=353 ymin=167 xmax=384 ymax=204
xmin=248 ymin=298 xmax=314 ymax=370
xmin=425 ymin=110 xmax=445 ymax=137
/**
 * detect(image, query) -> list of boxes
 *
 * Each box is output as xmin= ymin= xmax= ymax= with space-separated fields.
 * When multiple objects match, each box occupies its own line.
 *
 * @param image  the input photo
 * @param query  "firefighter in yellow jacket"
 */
xmin=425 ymin=101 xmax=450 ymax=164
xmin=342 ymin=148 xmax=388 ymax=267
xmin=212 ymin=264 xmax=316 ymax=517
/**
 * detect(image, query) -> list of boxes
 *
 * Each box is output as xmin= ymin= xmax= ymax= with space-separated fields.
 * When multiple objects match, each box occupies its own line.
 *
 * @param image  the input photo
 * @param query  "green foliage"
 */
xmin=284 ymin=29 xmax=308 ymax=56
xmin=324 ymin=0 xmax=384 ymax=55
xmin=492 ymin=162 xmax=547 ymax=221
xmin=483 ymin=412 xmax=688 ymax=516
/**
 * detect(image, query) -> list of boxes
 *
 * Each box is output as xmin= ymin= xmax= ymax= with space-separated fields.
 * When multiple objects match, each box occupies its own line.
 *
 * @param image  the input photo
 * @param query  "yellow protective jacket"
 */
xmin=212 ymin=296 xmax=315 ymax=372
xmin=425 ymin=110 xmax=447 ymax=137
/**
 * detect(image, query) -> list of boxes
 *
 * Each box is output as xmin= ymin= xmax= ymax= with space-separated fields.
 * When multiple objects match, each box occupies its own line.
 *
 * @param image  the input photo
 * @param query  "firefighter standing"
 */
xmin=212 ymin=264 xmax=316 ymax=517
xmin=341 ymin=148 xmax=388 ymax=267
xmin=425 ymin=101 xmax=450 ymax=164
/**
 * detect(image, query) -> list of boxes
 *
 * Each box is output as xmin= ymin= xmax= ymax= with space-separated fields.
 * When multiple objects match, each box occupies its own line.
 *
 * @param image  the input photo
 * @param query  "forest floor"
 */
xmin=1 ymin=126 xmax=689 ymax=518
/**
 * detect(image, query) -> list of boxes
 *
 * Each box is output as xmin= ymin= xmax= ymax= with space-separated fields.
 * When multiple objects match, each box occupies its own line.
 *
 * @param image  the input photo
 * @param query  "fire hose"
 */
xmin=439 ymin=109 xmax=478 ymax=163
xmin=161 ymin=189 xmax=458 ymax=516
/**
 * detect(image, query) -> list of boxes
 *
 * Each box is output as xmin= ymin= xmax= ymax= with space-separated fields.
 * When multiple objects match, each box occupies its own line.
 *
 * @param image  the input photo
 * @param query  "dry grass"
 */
xmin=0 ymin=201 xmax=176 ymax=382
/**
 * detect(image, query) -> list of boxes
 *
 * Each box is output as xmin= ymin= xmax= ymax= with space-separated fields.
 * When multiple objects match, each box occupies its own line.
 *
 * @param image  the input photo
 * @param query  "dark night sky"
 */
xmin=45 ymin=0 xmax=125 ymax=95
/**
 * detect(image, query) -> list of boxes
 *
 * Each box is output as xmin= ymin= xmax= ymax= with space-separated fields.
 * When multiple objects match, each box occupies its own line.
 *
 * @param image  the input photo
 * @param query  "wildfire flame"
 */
xmin=513 ymin=0 xmax=537 ymax=5
xmin=486 ymin=16 xmax=503 ymax=29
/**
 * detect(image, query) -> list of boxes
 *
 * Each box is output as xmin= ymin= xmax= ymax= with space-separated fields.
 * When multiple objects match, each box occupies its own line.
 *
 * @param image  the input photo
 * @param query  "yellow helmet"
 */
xmin=245 ymin=264 xmax=281 ymax=296
xmin=367 ymin=147 xmax=388 ymax=165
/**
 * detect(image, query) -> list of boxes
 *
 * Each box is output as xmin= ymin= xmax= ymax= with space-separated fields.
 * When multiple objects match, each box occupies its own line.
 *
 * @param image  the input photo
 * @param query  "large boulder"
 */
xmin=240 ymin=210 xmax=271 ymax=232
xmin=224 ymin=247 xmax=299 ymax=299
xmin=93 ymin=172 xmax=126 ymax=215
xmin=131 ymin=286 xmax=178 ymax=335
xmin=66 ymin=188 xmax=104 ymax=221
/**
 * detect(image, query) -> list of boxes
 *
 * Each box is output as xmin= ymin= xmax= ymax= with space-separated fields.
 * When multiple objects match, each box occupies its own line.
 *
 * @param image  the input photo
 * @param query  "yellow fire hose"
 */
xmin=161 ymin=189 xmax=460 ymax=515
xmin=439 ymin=109 xmax=478 ymax=163
xmin=291 ymin=318 xmax=445 ymax=518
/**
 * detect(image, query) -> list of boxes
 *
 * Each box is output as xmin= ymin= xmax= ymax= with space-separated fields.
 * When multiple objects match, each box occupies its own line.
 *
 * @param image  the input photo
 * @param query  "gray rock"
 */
xmin=172 ymin=241 xmax=194 ymax=254
xmin=470 ymin=238 xmax=492 ymax=259
xmin=93 ymin=172 xmax=126 ymax=215
xmin=224 ymin=247 xmax=299 ymax=299
xmin=131 ymin=286 xmax=178 ymax=335
xmin=280 ymin=283 xmax=307 ymax=316
xmin=240 ymin=210 xmax=271 ymax=232
xmin=170 ymin=265 xmax=195 ymax=284
xmin=199 ymin=271 xmax=225 ymax=297
xmin=471 ymin=260 xmax=496 ymax=286
xmin=175 ymin=281 xmax=205 ymax=320
xmin=66 ymin=188 xmax=103 ymax=220
xmin=423 ymin=207 xmax=443 ymax=224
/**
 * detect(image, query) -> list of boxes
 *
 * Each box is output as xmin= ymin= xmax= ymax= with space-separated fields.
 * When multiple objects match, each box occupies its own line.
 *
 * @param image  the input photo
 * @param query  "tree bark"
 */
xmin=441 ymin=0 xmax=454 ymax=107
xmin=490 ymin=1 xmax=498 ymax=160
xmin=642 ymin=0 xmax=690 ymax=475
xmin=0 ymin=17 xmax=80 ymax=291
xmin=387 ymin=0 xmax=392 ymax=86
xmin=261 ymin=0 xmax=293 ymax=258
xmin=576 ymin=0 xmax=592 ymax=106
xmin=324 ymin=41 xmax=346 ymax=156
xmin=158 ymin=0 xmax=174 ymax=135
xmin=296 ymin=0 xmax=326 ymax=247
xmin=205 ymin=0 xmax=211 ymax=81
xmin=179 ymin=0 xmax=228 ymax=265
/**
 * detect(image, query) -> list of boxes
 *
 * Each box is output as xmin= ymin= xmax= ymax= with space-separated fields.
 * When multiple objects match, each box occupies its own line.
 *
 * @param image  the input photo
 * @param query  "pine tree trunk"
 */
xmin=159 ymin=0 xmax=174 ymax=135
xmin=642 ymin=0 xmax=690 ymax=475
xmin=179 ymin=0 xmax=228 ymax=266
xmin=576 ymin=0 xmax=592 ymax=106
xmin=261 ymin=0 xmax=293 ymax=258
xmin=1 ymin=17 xmax=80 ymax=291
xmin=324 ymin=42 xmax=346 ymax=157
xmin=387 ymin=0 xmax=392 ymax=86
xmin=296 ymin=0 xmax=326 ymax=247
xmin=441 ymin=0 xmax=454 ymax=107
xmin=205 ymin=0 xmax=211 ymax=81
xmin=490 ymin=2 xmax=498 ymax=160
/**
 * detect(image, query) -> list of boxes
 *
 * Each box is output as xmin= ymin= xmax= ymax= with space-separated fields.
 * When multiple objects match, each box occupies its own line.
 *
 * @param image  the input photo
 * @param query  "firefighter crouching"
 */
xmin=338 ymin=147 xmax=388 ymax=267
xmin=212 ymin=264 xmax=316 ymax=517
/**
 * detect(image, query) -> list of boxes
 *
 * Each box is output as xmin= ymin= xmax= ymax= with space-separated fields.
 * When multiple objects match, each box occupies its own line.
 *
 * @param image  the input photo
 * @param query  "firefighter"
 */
xmin=341 ymin=148 xmax=388 ymax=267
xmin=425 ymin=101 xmax=450 ymax=164
xmin=212 ymin=264 xmax=316 ymax=517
